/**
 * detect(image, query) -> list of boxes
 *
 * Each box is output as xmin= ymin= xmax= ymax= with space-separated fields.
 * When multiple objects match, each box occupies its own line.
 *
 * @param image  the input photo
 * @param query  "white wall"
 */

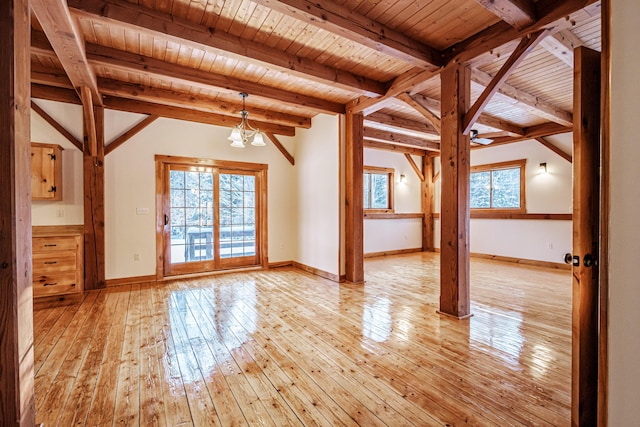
xmin=295 ymin=114 xmax=341 ymax=276
xmin=434 ymin=138 xmax=573 ymax=264
xmin=609 ymin=0 xmax=640 ymax=423
xmin=30 ymin=100 xmax=84 ymax=225
xmin=30 ymin=101 xmax=298 ymax=280
xmin=363 ymin=148 xmax=422 ymax=254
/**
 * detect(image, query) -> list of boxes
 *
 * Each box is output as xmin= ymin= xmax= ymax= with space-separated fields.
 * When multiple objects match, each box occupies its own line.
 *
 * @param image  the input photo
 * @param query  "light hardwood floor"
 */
xmin=33 ymin=252 xmax=571 ymax=426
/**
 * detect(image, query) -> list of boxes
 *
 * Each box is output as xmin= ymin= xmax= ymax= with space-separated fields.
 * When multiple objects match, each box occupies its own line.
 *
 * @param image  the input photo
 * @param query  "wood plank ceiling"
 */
xmin=29 ymin=0 xmax=602 ymax=151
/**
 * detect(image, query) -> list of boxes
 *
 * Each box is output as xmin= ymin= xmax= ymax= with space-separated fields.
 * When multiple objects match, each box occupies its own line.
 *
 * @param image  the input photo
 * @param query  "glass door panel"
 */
xmin=165 ymin=165 xmax=216 ymax=275
xmin=219 ymin=171 xmax=258 ymax=267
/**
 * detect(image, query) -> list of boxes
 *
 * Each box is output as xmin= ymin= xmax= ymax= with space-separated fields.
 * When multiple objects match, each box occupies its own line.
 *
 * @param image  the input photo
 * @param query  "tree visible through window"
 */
xmin=364 ymin=167 xmax=394 ymax=212
xmin=470 ymin=159 xmax=526 ymax=211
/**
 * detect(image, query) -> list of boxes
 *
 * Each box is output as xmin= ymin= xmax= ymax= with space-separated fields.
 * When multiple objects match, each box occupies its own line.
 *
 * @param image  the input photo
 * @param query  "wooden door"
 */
xmin=572 ymin=46 xmax=601 ymax=426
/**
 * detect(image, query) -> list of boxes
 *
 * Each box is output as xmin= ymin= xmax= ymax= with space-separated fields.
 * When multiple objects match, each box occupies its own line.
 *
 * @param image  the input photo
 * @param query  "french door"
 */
xmin=156 ymin=156 xmax=267 ymax=277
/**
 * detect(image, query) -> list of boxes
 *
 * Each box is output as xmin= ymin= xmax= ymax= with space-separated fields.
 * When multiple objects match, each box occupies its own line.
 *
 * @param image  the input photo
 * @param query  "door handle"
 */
xmin=564 ymin=253 xmax=580 ymax=267
xmin=164 ymin=214 xmax=169 ymax=226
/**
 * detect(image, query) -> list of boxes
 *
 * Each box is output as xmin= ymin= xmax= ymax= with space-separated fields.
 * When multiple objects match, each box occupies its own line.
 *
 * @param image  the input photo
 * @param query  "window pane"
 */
xmin=470 ymin=171 xmax=491 ymax=208
xmin=170 ymin=189 xmax=185 ymax=208
xmin=492 ymin=168 xmax=521 ymax=208
xmin=363 ymin=174 xmax=371 ymax=209
xmin=170 ymin=170 xmax=184 ymax=189
xmin=371 ymin=173 xmax=389 ymax=209
xmin=244 ymin=175 xmax=255 ymax=191
xmin=185 ymin=172 xmax=199 ymax=190
xmin=200 ymin=173 xmax=213 ymax=190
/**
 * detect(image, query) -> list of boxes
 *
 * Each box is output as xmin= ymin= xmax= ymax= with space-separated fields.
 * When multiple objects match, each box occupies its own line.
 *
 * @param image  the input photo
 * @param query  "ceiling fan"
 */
xmin=470 ymin=129 xmax=494 ymax=145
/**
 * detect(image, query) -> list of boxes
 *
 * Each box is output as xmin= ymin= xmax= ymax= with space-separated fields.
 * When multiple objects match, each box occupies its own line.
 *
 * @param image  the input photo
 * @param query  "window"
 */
xmin=470 ymin=159 xmax=526 ymax=211
xmin=157 ymin=155 xmax=267 ymax=277
xmin=364 ymin=166 xmax=394 ymax=212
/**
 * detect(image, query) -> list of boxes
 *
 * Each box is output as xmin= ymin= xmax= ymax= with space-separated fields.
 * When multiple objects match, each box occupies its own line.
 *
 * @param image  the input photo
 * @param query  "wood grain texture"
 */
xmin=0 ymin=0 xmax=35 ymax=424
xmin=423 ymin=155 xmax=435 ymax=251
xmin=33 ymin=253 xmax=573 ymax=425
xmin=572 ymin=46 xmax=601 ymax=427
xmin=104 ymin=114 xmax=159 ymax=156
xmin=439 ymin=62 xmax=471 ymax=319
xmin=345 ymin=111 xmax=365 ymax=284
xmin=536 ymin=137 xmax=573 ymax=162
xmin=364 ymin=139 xmax=427 ymax=156
xmin=83 ymin=105 xmax=106 ymax=291
xmin=265 ymin=132 xmax=295 ymax=166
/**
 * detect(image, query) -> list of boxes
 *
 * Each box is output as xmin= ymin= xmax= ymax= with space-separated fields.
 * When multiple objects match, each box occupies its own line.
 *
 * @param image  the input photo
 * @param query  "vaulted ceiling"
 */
xmin=29 ymin=0 xmax=601 ymax=152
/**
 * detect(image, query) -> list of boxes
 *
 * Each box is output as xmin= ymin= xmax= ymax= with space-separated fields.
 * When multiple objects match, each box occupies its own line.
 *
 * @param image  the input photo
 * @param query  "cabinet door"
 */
xmin=31 ymin=144 xmax=62 ymax=200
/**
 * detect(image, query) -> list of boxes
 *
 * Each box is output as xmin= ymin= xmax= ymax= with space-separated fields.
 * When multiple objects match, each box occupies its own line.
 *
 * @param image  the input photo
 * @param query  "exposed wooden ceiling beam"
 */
xmin=472 ymin=122 xmax=571 ymax=149
xmin=347 ymin=67 xmax=441 ymax=115
xmin=396 ymin=93 xmax=442 ymax=135
xmin=32 ymin=83 xmax=81 ymax=104
xmin=539 ymin=30 xmax=582 ymax=67
xmin=105 ymin=115 xmax=159 ymax=155
xmin=102 ymin=96 xmax=296 ymax=136
xmin=250 ymin=0 xmax=443 ymax=68
xmin=365 ymin=112 xmax=438 ymax=136
xmin=80 ymin=87 xmax=98 ymax=155
xmin=363 ymin=139 xmax=427 ymax=156
xmin=463 ymin=30 xmax=548 ymax=135
xmin=404 ymin=153 xmax=425 ymax=182
xmin=31 ymin=0 xmax=102 ymax=106
xmin=473 ymin=0 xmax=536 ymax=29
xmin=363 ymin=127 xmax=440 ymax=151
xmin=443 ymin=0 xmax=598 ymax=65
xmin=402 ymin=93 xmax=526 ymax=136
xmin=535 ymin=137 xmax=573 ymax=162
xmin=31 ymin=31 xmax=344 ymax=115
xmin=471 ymin=69 xmax=573 ymax=126
xmin=31 ymin=101 xmax=83 ymax=151
xmin=97 ymin=78 xmax=311 ymax=129
xmin=67 ymin=0 xmax=385 ymax=97
xmin=265 ymin=133 xmax=295 ymax=166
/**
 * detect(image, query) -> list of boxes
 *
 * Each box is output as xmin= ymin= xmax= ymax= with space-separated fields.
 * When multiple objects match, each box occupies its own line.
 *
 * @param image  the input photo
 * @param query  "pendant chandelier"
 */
xmin=228 ymin=92 xmax=265 ymax=148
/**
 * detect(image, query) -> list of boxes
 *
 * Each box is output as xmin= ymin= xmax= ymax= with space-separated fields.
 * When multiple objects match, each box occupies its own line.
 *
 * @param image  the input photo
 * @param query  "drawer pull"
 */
xmin=43 ymin=282 xmax=58 ymax=287
xmin=44 ymin=261 xmax=57 ymax=265
xmin=43 ymin=244 xmax=57 ymax=247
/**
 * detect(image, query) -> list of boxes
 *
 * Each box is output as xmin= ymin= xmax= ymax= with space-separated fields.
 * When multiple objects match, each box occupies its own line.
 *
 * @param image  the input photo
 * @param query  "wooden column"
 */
xmin=345 ymin=111 xmax=364 ymax=284
xmin=0 ymin=0 xmax=36 ymax=425
xmin=422 ymin=154 xmax=435 ymax=251
xmin=83 ymin=105 xmax=106 ymax=290
xmin=439 ymin=62 xmax=472 ymax=319
xmin=572 ymin=46 xmax=601 ymax=427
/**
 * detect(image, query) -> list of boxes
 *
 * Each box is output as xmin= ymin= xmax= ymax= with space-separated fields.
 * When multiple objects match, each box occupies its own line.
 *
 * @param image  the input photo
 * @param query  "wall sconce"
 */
xmin=399 ymin=174 xmax=406 ymax=183
xmin=539 ymin=162 xmax=548 ymax=174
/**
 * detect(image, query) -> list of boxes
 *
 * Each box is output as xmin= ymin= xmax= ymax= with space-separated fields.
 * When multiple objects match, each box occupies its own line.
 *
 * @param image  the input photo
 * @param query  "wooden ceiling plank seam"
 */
xmin=31 ymin=0 xmax=103 ymax=106
xmin=535 ymin=136 xmax=573 ymax=162
xmin=470 ymin=68 xmax=573 ymax=126
xmin=363 ymin=127 xmax=440 ymax=151
xmin=443 ymin=0 xmax=598 ymax=65
xmin=403 ymin=153 xmax=425 ymax=182
xmin=473 ymin=0 xmax=536 ymax=30
xmin=67 ymin=0 xmax=387 ymax=97
xmin=539 ymin=31 xmax=581 ymax=67
xmin=249 ymin=0 xmax=444 ymax=68
xmin=102 ymin=95 xmax=297 ymax=136
xmin=31 ymin=100 xmax=84 ymax=151
xmin=105 ymin=114 xmax=159 ymax=155
xmin=363 ymin=139 xmax=428 ymax=157
xmin=396 ymin=93 xmax=442 ymax=135
xmin=462 ymin=29 xmax=549 ymax=135
xmin=80 ymin=41 xmax=344 ymax=114
xmin=265 ymin=132 xmax=295 ymax=165
xmin=96 ymin=76 xmax=312 ymax=128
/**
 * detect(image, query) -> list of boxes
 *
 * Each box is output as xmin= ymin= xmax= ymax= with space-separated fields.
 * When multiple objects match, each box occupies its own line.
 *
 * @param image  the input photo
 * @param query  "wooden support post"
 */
xmin=422 ymin=155 xmax=435 ymax=252
xmin=345 ymin=111 xmax=364 ymax=285
xmin=572 ymin=46 xmax=601 ymax=426
xmin=83 ymin=105 xmax=106 ymax=290
xmin=439 ymin=62 xmax=472 ymax=319
xmin=0 ymin=0 xmax=36 ymax=425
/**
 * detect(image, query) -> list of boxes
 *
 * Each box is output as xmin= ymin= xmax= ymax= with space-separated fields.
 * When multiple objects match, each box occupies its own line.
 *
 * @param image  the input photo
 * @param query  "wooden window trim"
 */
xmin=364 ymin=166 xmax=394 ymax=213
xmin=470 ymin=159 xmax=526 ymax=213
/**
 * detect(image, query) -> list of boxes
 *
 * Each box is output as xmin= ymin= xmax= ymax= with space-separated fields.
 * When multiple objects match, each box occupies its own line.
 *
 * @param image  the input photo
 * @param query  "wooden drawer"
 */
xmin=33 ymin=236 xmax=78 ymax=252
xmin=33 ymin=271 xmax=80 ymax=297
xmin=33 ymin=250 xmax=77 ymax=274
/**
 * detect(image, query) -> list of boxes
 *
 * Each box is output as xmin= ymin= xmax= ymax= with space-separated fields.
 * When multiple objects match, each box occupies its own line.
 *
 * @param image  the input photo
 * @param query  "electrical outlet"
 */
xmin=136 ymin=207 xmax=149 ymax=215
xmin=547 ymin=242 xmax=554 ymax=250
xmin=133 ymin=253 xmax=140 ymax=261
xmin=56 ymin=209 xmax=65 ymax=218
